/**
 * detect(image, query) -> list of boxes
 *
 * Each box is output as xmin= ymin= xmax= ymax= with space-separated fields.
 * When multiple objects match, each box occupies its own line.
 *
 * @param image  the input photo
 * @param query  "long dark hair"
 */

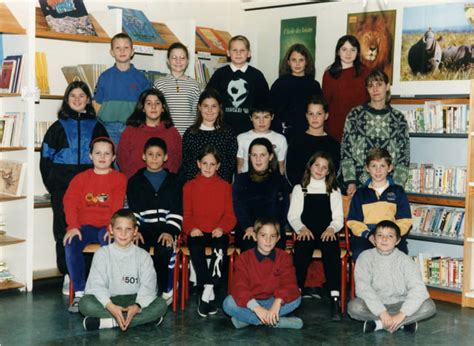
xmin=58 ymin=81 xmax=95 ymax=119
xmin=190 ymin=89 xmax=225 ymax=133
xmin=279 ymin=43 xmax=315 ymax=77
xmin=301 ymin=151 xmax=338 ymax=194
xmin=126 ymin=89 xmax=174 ymax=128
xmin=248 ymin=137 xmax=278 ymax=176
xmin=327 ymin=35 xmax=363 ymax=79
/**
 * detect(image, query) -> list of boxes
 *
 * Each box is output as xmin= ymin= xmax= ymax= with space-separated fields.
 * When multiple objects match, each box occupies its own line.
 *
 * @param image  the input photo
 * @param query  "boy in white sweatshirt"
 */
xmin=79 ymin=209 xmax=167 ymax=331
xmin=348 ymin=220 xmax=436 ymax=333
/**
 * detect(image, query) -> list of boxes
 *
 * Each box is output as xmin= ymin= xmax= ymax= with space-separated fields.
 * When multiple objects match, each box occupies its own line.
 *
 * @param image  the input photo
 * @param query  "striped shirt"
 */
xmin=154 ymin=74 xmax=202 ymax=134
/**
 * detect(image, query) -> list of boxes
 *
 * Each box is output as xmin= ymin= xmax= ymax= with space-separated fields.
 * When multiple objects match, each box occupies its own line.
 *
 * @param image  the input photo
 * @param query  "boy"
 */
xmin=126 ymin=137 xmax=182 ymax=300
xmin=237 ymin=104 xmax=287 ymax=174
xmin=285 ymin=95 xmax=340 ymax=187
xmin=348 ymin=220 xmax=436 ymax=333
xmin=79 ymin=209 xmax=167 ymax=331
xmin=223 ymin=217 xmax=303 ymax=329
xmin=94 ymin=33 xmax=150 ymax=146
xmin=347 ymin=148 xmax=412 ymax=261
xmin=206 ymin=35 xmax=270 ymax=135
xmin=63 ymin=137 xmax=127 ymax=312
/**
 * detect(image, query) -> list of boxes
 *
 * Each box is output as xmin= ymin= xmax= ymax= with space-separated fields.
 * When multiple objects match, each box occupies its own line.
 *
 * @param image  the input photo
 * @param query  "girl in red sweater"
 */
xmin=182 ymin=145 xmax=236 ymax=317
xmin=322 ymin=35 xmax=370 ymax=142
xmin=117 ymin=89 xmax=182 ymax=178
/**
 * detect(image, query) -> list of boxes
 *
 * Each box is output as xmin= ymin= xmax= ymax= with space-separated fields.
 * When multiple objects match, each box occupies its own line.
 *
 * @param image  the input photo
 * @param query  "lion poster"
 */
xmin=347 ymin=10 xmax=396 ymax=82
xmin=401 ymin=3 xmax=474 ymax=81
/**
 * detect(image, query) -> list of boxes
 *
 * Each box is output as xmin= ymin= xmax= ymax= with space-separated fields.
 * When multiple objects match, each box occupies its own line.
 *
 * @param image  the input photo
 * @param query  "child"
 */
xmin=348 ymin=220 xmax=436 ymax=334
xmin=181 ymin=89 xmax=237 ymax=183
xmin=40 ymin=81 xmax=109 ymax=295
xmin=285 ymin=95 xmax=340 ymax=187
xmin=223 ymin=217 xmax=303 ymax=329
xmin=270 ymin=43 xmax=322 ymax=141
xmin=154 ymin=42 xmax=201 ymax=135
xmin=206 ymin=35 xmax=270 ymax=135
xmin=127 ymin=137 xmax=182 ymax=297
xmin=322 ymin=35 xmax=369 ymax=142
xmin=236 ymin=104 xmax=287 ymax=174
xmin=117 ymin=89 xmax=182 ymax=179
xmin=287 ymin=151 xmax=344 ymax=320
xmin=79 ymin=209 xmax=167 ymax=331
xmin=233 ymin=138 xmax=289 ymax=252
xmin=94 ymin=32 xmax=150 ymax=146
xmin=63 ymin=137 xmax=127 ymax=312
xmin=347 ymin=148 xmax=412 ymax=261
xmin=182 ymin=145 xmax=237 ymax=317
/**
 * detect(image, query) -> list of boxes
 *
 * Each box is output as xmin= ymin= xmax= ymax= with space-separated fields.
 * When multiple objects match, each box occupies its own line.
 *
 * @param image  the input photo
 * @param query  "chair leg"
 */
xmin=172 ymin=251 xmax=180 ymax=312
xmin=69 ymin=279 xmax=74 ymax=305
xmin=181 ymin=254 xmax=188 ymax=311
xmin=350 ymin=259 xmax=355 ymax=299
xmin=227 ymin=253 xmax=234 ymax=294
xmin=340 ymin=257 xmax=347 ymax=315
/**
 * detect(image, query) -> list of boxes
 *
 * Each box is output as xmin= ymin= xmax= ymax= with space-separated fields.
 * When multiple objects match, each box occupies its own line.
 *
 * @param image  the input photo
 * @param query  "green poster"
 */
xmin=279 ymin=17 xmax=316 ymax=70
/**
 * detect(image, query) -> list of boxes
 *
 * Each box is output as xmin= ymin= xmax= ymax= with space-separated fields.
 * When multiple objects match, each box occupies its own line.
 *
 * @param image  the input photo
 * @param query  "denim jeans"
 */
xmin=223 ymin=295 xmax=301 ymax=325
xmin=103 ymin=121 xmax=126 ymax=149
xmin=65 ymin=225 xmax=108 ymax=293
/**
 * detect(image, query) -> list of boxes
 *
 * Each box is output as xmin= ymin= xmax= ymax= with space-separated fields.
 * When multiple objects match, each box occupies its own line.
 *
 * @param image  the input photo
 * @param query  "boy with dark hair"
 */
xmin=347 ymin=148 xmax=412 ymax=261
xmin=206 ymin=35 xmax=270 ymax=135
xmin=348 ymin=220 xmax=436 ymax=334
xmin=79 ymin=209 xmax=167 ymax=331
xmin=223 ymin=217 xmax=302 ymax=329
xmin=94 ymin=32 xmax=150 ymax=145
xmin=126 ymin=137 xmax=182 ymax=299
xmin=237 ymin=104 xmax=287 ymax=174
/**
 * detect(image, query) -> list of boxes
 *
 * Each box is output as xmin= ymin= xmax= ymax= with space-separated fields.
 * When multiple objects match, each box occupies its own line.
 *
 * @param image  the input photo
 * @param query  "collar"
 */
xmin=365 ymin=176 xmax=395 ymax=188
xmin=200 ymin=123 xmax=215 ymax=131
xmin=230 ymin=63 xmax=248 ymax=73
xmin=254 ymin=247 xmax=276 ymax=262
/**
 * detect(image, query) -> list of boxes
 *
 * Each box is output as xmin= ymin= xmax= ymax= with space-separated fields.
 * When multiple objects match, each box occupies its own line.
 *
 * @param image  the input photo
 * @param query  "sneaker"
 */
xmin=62 ymin=275 xmax=70 ymax=296
xmin=363 ymin=320 xmax=376 ymax=333
xmin=274 ymin=317 xmax=303 ymax=329
xmin=83 ymin=317 xmax=100 ymax=331
xmin=330 ymin=296 xmax=342 ymax=321
xmin=162 ymin=292 xmax=173 ymax=306
xmin=301 ymin=287 xmax=313 ymax=299
xmin=231 ymin=317 xmax=250 ymax=329
xmin=155 ymin=316 xmax=164 ymax=327
xmin=68 ymin=296 xmax=81 ymax=313
xmin=197 ymin=297 xmax=218 ymax=317
xmin=311 ymin=287 xmax=322 ymax=299
xmin=403 ymin=322 xmax=418 ymax=333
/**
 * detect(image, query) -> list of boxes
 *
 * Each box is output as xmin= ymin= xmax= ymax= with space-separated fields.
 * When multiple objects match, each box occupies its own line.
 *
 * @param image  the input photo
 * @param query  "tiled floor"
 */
xmin=1 ymin=278 xmax=474 ymax=345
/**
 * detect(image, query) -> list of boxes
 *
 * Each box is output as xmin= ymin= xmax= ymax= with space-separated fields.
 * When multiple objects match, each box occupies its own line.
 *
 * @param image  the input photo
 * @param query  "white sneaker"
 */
xmin=62 ymin=274 xmax=70 ymax=296
xmin=162 ymin=291 xmax=173 ymax=306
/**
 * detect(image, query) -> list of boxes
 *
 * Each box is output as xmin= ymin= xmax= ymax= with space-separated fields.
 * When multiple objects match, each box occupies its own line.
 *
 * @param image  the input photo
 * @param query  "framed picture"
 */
xmin=0 ymin=160 xmax=26 ymax=197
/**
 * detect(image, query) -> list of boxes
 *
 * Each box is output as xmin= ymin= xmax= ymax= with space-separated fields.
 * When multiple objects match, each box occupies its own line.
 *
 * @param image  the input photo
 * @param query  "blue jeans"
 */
xmin=223 ymin=295 xmax=301 ymax=325
xmin=65 ymin=225 xmax=108 ymax=293
xmin=103 ymin=121 xmax=126 ymax=149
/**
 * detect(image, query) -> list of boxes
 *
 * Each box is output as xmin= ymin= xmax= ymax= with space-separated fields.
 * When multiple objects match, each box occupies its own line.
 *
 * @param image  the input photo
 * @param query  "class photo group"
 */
xmin=39 ymin=18 xmax=437 ymax=335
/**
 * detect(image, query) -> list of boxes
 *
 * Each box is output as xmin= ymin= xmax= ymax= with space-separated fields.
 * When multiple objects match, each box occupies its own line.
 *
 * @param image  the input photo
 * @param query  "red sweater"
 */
xmin=322 ymin=65 xmax=370 ymax=142
xmin=182 ymin=174 xmax=236 ymax=235
xmin=231 ymin=248 xmax=300 ymax=307
xmin=63 ymin=169 xmax=127 ymax=230
xmin=117 ymin=123 xmax=182 ymax=178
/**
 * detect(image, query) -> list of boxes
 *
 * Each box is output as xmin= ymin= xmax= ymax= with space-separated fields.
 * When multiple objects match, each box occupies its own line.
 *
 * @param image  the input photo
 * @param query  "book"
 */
xmin=3 ymin=55 xmax=24 ymax=94
xmin=61 ymin=64 xmax=106 ymax=93
xmin=0 ymin=160 xmax=27 ymax=196
xmin=0 ymin=59 xmax=15 ymax=93
xmin=108 ymin=6 xmax=165 ymax=44
xmin=196 ymin=27 xmax=227 ymax=52
xmin=35 ymin=52 xmax=50 ymax=95
xmin=39 ymin=0 xmax=97 ymax=36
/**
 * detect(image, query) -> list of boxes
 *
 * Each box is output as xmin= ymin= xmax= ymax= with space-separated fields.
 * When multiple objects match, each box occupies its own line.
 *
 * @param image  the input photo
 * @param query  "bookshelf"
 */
xmin=392 ymin=94 xmax=471 ymax=305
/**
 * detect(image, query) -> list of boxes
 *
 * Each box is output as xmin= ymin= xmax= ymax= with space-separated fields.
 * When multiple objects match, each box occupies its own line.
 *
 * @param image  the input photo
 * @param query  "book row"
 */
xmin=35 ymin=121 xmax=54 ymax=148
xmin=406 ymin=164 xmax=466 ymax=197
xmin=401 ymin=102 xmax=469 ymax=134
xmin=0 ymin=54 xmax=24 ymax=94
xmin=0 ymin=112 xmax=24 ymax=148
xmin=413 ymin=255 xmax=463 ymax=289
xmin=411 ymin=205 xmax=465 ymax=239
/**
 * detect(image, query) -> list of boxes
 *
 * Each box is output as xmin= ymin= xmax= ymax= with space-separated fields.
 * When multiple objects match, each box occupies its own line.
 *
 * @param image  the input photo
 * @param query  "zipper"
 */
xmin=77 ymin=113 xmax=81 ymax=165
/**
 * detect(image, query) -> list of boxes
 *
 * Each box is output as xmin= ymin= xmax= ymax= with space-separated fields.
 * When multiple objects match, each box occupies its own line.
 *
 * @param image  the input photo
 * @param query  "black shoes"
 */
xmin=83 ymin=317 xmax=100 ymax=331
xmin=363 ymin=320 xmax=376 ymax=333
xmin=403 ymin=322 xmax=418 ymax=333
xmin=301 ymin=287 xmax=322 ymax=299
xmin=330 ymin=296 xmax=342 ymax=321
xmin=197 ymin=296 xmax=218 ymax=317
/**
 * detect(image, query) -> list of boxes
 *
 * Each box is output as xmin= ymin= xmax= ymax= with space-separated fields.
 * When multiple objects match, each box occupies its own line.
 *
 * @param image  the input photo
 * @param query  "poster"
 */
xmin=401 ymin=3 xmax=474 ymax=81
xmin=279 ymin=17 xmax=316 ymax=71
xmin=347 ymin=10 xmax=396 ymax=82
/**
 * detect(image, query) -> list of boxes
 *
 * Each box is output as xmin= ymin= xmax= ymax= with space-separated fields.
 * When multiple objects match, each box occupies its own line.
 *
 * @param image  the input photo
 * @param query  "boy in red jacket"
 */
xmin=223 ymin=217 xmax=302 ymax=329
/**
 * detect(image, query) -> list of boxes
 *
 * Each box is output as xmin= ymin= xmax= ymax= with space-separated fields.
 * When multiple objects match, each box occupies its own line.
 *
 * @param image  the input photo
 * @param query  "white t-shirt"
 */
xmin=237 ymin=130 xmax=288 ymax=172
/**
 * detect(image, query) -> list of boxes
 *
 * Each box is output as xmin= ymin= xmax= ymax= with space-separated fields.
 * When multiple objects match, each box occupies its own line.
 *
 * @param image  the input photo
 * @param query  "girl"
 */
xmin=270 ymin=43 xmax=322 ymax=141
xmin=233 ymin=138 xmax=289 ymax=252
xmin=182 ymin=145 xmax=236 ymax=317
xmin=117 ymin=89 xmax=182 ymax=179
xmin=340 ymin=69 xmax=410 ymax=196
xmin=287 ymin=152 xmax=344 ymax=321
xmin=181 ymin=89 xmax=237 ymax=183
xmin=154 ymin=42 xmax=202 ymax=135
xmin=322 ymin=35 xmax=370 ymax=142
xmin=40 ymin=81 xmax=108 ymax=295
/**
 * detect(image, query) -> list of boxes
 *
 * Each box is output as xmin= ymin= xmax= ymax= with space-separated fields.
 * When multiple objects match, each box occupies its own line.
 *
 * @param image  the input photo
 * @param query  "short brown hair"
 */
xmin=228 ymin=35 xmax=250 ymax=50
xmin=365 ymin=147 xmax=392 ymax=166
xmin=111 ymin=32 xmax=133 ymax=49
xmin=110 ymin=208 xmax=138 ymax=228
xmin=254 ymin=216 xmax=280 ymax=237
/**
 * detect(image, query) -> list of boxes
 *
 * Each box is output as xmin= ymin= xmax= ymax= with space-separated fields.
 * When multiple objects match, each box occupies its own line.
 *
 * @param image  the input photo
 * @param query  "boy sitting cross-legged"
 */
xmin=79 ymin=209 xmax=167 ymax=331
xmin=348 ymin=220 xmax=436 ymax=334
